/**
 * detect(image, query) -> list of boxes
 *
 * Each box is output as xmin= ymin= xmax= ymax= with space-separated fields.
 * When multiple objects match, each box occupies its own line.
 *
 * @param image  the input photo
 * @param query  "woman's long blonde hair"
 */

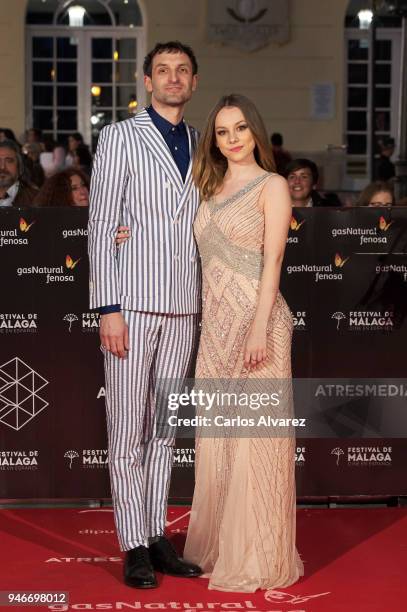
xmin=192 ymin=94 xmax=276 ymax=200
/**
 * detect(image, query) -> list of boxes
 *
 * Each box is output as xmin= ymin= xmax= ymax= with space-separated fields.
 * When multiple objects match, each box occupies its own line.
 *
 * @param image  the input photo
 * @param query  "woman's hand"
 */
xmin=243 ymin=323 xmax=268 ymax=369
xmin=115 ymin=225 xmax=131 ymax=245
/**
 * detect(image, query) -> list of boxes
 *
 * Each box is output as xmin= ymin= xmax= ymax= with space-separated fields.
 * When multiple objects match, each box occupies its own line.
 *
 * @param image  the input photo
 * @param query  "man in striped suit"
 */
xmin=88 ymin=42 xmax=202 ymax=588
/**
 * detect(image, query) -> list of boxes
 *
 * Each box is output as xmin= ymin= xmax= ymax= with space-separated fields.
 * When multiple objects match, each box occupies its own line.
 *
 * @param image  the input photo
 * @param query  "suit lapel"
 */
xmin=134 ymin=109 xmax=183 ymax=194
xmin=174 ymin=125 xmax=199 ymax=218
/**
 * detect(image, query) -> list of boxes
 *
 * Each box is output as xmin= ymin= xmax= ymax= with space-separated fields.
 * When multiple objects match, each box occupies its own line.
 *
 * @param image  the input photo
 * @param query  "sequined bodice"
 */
xmin=194 ymin=173 xmax=271 ymax=281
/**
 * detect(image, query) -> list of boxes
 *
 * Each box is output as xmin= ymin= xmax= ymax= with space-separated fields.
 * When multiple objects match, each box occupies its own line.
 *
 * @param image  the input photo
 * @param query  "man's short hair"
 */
xmin=285 ymin=158 xmax=319 ymax=185
xmin=380 ymin=136 xmax=395 ymax=148
xmin=0 ymin=139 xmax=24 ymax=178
xmin=271 ymin=132 xmax=283 ymax=146
xmin=143 ymin=41 xmax=198 ymax=77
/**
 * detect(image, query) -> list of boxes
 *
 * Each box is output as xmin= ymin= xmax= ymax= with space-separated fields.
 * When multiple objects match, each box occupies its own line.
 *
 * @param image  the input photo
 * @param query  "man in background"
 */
xmin=0 ymin=140 xmax=37 ymax=207
xmin=285 ymin=158 xmax=330 ymax=207
xmin=375 ymin=136 xmax=395 ymax=181
xmin=271 ymin=132 xmax=292 ymax=175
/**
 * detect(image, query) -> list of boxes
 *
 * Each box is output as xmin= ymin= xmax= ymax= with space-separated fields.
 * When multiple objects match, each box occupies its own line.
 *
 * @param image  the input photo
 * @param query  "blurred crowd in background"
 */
xmin=0 ymin=126 xmax=405 ymax=210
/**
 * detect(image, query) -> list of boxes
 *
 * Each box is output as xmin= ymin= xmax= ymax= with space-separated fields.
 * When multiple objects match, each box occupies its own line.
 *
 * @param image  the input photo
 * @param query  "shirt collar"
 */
xmin=147 ymin=105 xmax=185 ymax=137
xmin=0 ymin=181 xmax=19 ymax=206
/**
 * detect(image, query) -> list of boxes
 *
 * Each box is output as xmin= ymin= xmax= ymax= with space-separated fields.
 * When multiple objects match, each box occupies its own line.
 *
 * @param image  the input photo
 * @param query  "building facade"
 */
xmin=0 ymin=0 xmax=402 ymax=190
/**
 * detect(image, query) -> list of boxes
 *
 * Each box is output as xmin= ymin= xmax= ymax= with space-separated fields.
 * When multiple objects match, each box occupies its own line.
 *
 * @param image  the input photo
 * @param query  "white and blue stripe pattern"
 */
xmin=88 ymin=108 xmax=201 ymax=314
xmin=88 ymin=108 xmax=202 ymax=551
xmin=104 ymin=311 xmax=199 ymax=551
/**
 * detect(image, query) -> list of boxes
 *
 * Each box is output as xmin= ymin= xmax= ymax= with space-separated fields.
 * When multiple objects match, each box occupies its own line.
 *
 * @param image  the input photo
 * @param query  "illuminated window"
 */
xmin=26 ymin=0 xmax=145 ymax=150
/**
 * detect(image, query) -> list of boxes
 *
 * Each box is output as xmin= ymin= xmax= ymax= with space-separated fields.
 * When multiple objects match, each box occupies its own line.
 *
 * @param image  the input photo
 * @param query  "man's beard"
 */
xmin=155 ymin=90 xmax=192 ymax=108
xmin=0 ymin=173 xmax=15 ymax=189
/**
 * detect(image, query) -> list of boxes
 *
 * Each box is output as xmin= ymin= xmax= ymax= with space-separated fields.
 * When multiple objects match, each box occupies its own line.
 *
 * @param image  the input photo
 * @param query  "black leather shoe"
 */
xmin=124 ymin=545 xmax=158 ymax=588
xmin=149 ymin=536 xmax=202 ymax=577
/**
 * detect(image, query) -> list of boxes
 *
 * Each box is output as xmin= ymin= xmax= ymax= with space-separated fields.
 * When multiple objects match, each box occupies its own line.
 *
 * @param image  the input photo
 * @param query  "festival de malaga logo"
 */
xmin=0 ymin=313 xmax=38 ymax=333
xmin=292 ymin=310 xmax=307 ymax=330
xmin=0 ymin=449 xmax=39 ymax=470
xmin=173 ymin=448 xmax=195 ymax=467
xmin=295 ymin=446 xmax=306 ymax=466
xmin=331 ymin=309 xmax=394 ymax=331
xmin=64 ymin=449 xmax=108 ymax=469
xmin=63 ymin=312 xmax=100 ymax=333
xmin=331 ymin=445 xmax=392 ymax=467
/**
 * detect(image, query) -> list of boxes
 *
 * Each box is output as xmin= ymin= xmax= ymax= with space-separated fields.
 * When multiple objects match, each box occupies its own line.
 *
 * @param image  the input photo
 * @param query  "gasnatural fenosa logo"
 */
xmin=19 ymin=217 xmax=35 ymax=233
xmin=16 ymin=255 xmax=81 ymax=284
xmin=331 ymin=215 xmax=394 ymax=246
xmin=0 ymin=217 xmax=36 ymax=247
xmin=65 ymin=254 xmax=81 ymax=270
xmin=287 ymin=214 xmax=305 ymax=244
xmin=290 ymin=215 xmax=306 ymax=231
xmin=286 ymin=253 xmax=350 ymax=282
xmin=334 ymin=252 xmax=350 ymax=268
xmin=378 ymin=215 xmax=393 ymax=231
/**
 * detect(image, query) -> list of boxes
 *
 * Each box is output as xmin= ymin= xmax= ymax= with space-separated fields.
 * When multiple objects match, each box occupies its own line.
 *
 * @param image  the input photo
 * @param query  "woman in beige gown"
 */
xmin=183 ymin=94 xmax=304 ymax=592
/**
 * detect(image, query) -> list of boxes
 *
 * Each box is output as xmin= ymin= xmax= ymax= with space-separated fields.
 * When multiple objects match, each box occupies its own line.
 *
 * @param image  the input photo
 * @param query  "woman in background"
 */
xmin=357 ymin=181 xmax=394 ymax=207
xmin=33 ymin=168 xmax=89 ymax=207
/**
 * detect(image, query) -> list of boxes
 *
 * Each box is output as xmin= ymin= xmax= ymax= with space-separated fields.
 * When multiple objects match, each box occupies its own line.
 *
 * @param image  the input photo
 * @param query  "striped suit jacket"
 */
xmin=88 ymin=109 xmax=201 ymax=314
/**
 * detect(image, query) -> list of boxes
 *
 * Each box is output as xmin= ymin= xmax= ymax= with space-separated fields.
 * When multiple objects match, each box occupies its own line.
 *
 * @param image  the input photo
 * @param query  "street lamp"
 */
xmin=357 ymin=9 xmax=374 ymax=28
xmin=67 ymin=5 xmax=86 ymax=27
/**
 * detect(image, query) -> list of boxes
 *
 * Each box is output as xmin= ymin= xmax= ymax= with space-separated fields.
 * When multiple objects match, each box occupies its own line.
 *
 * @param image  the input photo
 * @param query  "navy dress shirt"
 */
xmin=99 ymin=106 xmax=190 ymax=315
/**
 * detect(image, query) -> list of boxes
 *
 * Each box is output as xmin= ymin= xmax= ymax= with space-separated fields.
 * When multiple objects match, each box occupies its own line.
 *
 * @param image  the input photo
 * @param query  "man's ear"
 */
xmin=191 ymin=74 xmax=198 ymax=92
xmin=144 ymin=75 xmax=153 ymax=94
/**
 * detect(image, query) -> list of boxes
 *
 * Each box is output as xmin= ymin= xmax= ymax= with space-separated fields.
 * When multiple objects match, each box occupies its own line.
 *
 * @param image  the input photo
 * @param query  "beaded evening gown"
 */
xmin=184 ymin=173 xmax=304 ymax=592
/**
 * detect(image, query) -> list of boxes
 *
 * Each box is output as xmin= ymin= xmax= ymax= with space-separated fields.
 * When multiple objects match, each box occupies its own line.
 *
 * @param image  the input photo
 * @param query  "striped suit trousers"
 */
xmin=103 ymin=309 xmax=199 ymax=551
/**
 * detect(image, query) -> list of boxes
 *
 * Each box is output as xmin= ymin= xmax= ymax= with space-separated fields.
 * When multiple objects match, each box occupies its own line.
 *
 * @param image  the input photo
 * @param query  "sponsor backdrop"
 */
xmin=0 ymin=206 xmax=406 ymax=500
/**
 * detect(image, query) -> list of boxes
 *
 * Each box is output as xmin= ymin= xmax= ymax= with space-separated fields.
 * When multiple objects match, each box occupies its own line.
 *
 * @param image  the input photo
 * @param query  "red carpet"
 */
xmin=0 ymin=506 xmax=406 ymax=611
